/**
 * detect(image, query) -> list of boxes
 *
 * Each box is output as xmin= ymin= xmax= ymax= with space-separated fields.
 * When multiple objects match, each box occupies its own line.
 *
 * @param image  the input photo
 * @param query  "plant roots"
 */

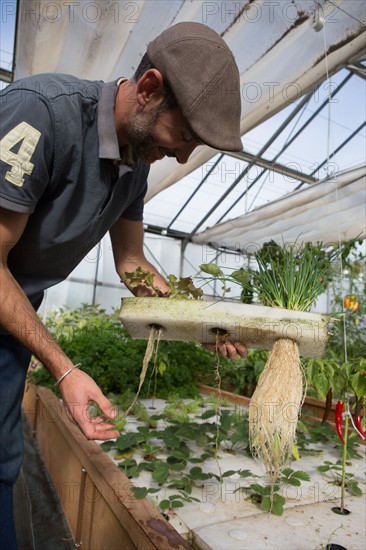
xmin=249 ymin=338 xmax=305 ymax=485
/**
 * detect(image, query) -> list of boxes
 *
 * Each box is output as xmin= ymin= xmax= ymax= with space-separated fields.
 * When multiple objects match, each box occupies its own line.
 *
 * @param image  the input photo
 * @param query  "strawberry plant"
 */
xmin=99 ymin=394 xmax=321 ymax=517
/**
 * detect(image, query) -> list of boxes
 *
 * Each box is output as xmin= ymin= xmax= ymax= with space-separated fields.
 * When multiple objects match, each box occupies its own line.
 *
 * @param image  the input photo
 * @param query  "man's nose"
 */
xmin=175 ymin=142 xmax=198 ymax=164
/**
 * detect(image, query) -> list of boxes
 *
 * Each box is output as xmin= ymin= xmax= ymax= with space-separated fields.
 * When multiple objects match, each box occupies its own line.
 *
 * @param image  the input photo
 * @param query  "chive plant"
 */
xmin=253 ymin=242 xmax=340 ymax=311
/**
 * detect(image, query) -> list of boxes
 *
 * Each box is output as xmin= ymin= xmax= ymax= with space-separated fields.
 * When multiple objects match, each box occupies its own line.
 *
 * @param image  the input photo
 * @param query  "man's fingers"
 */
xmin=83 ymin=422 xmax=119 ymax=441
xmin=60 ymin=370 xmax=120 ymax=440
xmin=82 ymin=394 xmax=119 ymax=439
xmin=234 ymin=341 xmax=248 ymax=357
xmin=225 ymin=342 xmax=237 ymax=360
xmin=72 ymin=408 xmax=119 ymax=440
xmin=93 ymin=423 xmax=119 ymax=440
xmin=92 ymin=393 xmax=118 ymax=421
xmin=202 ymin=341 xmax=247 ymax=360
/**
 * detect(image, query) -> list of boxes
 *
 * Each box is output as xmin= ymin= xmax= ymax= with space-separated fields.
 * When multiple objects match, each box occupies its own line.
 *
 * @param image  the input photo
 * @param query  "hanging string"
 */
xmin=321 ymin=4 xmax=347 ymax=363
xmin=322 ymin=12 xmax=332 ymax=176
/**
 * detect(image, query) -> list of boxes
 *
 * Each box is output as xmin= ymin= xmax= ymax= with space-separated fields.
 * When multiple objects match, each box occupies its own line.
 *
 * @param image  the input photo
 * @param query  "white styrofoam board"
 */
xmin=119 ymin=298 xmax=331 ymax=358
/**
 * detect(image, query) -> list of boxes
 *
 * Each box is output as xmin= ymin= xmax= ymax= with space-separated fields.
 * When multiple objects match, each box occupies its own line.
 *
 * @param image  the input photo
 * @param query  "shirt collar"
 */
xmin=97 ymin=78 xmax=134 ymax=168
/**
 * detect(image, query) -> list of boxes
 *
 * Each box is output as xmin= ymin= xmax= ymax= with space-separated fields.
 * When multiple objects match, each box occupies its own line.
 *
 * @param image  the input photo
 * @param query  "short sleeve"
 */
xmin=121 ymin=161 xmax=149 ymax=221
xmin=0 ymin=85 xmax=55 ymax=213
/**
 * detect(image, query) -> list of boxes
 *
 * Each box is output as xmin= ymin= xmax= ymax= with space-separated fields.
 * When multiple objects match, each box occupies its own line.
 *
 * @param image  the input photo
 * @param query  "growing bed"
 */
xmin=23 ymin=384 xmax=191 ymax=550
xmin=23 ymin=384 xmax=365 ymax=550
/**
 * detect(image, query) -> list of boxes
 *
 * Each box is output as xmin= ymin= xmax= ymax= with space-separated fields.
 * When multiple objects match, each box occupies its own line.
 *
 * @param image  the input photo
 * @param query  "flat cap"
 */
xmin=147 ymin=22 xmax=242 ymax=152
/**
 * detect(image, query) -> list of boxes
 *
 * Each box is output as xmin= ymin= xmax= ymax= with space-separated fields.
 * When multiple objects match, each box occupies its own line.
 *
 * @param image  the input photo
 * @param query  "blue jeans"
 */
xmin=0 ymin=335 xmax=31 ymax=550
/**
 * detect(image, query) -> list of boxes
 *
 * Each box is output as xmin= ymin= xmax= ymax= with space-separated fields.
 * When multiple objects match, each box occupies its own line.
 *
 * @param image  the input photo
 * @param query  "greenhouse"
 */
xmin=0 ymin=1 xmax=365 ymax=549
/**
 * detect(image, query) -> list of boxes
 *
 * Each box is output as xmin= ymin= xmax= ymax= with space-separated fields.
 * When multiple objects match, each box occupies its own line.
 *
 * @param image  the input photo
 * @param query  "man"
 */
xmin=0 ymin=22 xmax=246 ymax=547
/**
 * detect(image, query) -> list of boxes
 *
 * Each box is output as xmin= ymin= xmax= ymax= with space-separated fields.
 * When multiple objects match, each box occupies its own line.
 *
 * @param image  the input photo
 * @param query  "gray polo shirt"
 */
xmin=0 ymin=73 xmax=149 ymax=309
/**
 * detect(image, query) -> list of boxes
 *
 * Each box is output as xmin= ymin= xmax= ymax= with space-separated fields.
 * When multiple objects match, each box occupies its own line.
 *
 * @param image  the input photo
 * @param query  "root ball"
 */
xmin=249 ymin=338 xmax=305 ymax=485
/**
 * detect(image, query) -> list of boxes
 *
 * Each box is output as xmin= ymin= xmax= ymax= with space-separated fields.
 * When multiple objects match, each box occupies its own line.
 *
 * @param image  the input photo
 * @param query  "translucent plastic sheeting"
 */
xmin=13 ymin=0 xmax=366 ymax=203
xmin=192 ymin=165 xmax=366 ymax=250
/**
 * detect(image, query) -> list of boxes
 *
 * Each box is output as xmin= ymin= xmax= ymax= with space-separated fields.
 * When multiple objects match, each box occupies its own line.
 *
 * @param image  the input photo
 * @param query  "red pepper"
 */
xmin=335 ymin=401 xmax=345 ymax=444
xmin=355 ymin=412 xmax=366 ymax=440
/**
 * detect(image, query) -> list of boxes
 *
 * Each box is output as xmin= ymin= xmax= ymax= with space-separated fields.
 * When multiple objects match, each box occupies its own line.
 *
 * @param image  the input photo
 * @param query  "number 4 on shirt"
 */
xmin=0 ymin=122 xmax=41 ymax=187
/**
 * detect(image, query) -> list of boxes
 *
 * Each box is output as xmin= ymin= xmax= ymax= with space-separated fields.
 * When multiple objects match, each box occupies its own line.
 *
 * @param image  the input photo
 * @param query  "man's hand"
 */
xmin=60 ymin=369 xmax=119 ymax=440
xmin=203 ymin=341 xmax=247 ymax=360
xmin=110 ymin=218 xmax=170 ymax=297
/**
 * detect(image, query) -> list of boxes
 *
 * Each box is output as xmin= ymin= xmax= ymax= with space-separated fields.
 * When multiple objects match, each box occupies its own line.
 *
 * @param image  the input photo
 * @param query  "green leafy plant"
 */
xmin=131 ymin=486 xmax=161 ymax=500
xmin=122 ymin=267 xmax=203 ymax=299
xmin=28 ymin=305 xmax=218 ymax=398
xmin=162 ymin=395 xmax=203 ymax=423
xmin=101 ymin=398 xmax=254 ymax=513
xmin=304 ymin=353 xmax=365 ymax=513
xmin=199 ymin=263 xmax=252 ymax=300
xmin=317 ymin=460 xmax=363 ymax=497
xmin=203 ymin=349 xmax=268 ymax=397
xmin=100 ymin=395 xmax=330 ymax=517
xmin=304 ymin=357 xmax=366 ymax=405
xmin=244 ymin=468 xmax=310 ymax=516
xmin=246 ymin=483 xmax=286 ymax=516
xmin=158 ymin=492 xmax=200 ymax=514
xmin=296 ymin=419 xmax=337 ymax=454
xmin=306 ymin=356 xmax=365 ymax=484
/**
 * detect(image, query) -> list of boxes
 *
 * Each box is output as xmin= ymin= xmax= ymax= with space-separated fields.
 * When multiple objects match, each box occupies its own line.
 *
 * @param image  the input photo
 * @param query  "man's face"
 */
xmin=124 ymin=106 xmax=201 ymax=164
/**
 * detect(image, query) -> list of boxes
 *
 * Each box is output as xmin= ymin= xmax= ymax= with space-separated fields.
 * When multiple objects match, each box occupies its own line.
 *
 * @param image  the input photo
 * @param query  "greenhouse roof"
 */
xmin=1 ymin=0 xmax=365 ymax=251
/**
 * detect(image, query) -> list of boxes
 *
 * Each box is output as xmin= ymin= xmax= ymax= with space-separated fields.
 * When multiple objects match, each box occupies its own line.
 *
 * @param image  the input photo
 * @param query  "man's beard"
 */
xmin=123 ymin=108 xmax=163 ymax=164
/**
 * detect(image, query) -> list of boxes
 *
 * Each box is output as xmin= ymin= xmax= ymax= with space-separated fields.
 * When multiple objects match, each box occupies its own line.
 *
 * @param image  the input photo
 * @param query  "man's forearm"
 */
xmin=0 ymin=266 xmax=74 ymax=379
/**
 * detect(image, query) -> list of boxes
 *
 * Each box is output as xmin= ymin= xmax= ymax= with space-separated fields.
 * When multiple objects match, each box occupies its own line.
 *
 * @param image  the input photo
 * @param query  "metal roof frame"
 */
xmin=1 ymin=0 xmax=365 ymax=248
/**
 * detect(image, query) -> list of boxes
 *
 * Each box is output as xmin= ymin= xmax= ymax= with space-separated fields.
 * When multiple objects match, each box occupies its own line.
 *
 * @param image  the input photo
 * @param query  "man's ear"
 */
xmin=136 ymin=69 xmax=164 ymax=108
